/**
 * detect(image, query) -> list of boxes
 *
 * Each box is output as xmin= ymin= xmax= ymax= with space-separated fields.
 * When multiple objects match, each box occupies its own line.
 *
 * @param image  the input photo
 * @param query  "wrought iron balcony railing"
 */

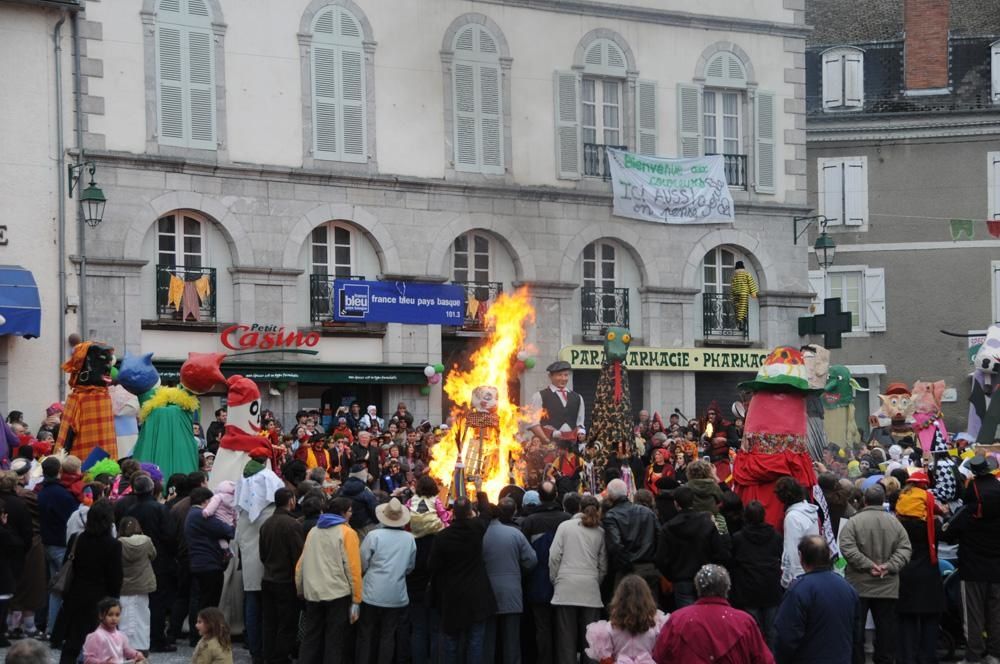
xmin=583 ymin=143 xmax=627 ymax=180
xmin=310 ymin=273 xmax=366 ymax=324
xmin=156 ymin=265 xmax=216 ymax=323
xmin=452 ymin=281 xmax=502 ymax=331
xmin=581 ymin=286 xmax=629 ymax=337
xmin=705 ymin=153 xmax=748 ymax=189
xmin=702 ymin=291 xmax=749 ymax=339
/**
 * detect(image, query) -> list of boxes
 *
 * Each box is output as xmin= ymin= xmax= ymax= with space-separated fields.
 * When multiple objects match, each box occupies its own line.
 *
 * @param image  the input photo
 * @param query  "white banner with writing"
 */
xmin=607 ymin=149 xmax=735 ymax=224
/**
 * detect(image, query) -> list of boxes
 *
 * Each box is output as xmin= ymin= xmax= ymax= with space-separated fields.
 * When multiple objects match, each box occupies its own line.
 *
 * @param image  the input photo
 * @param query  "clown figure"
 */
xmin=209 ymin=375 xmax=273 ymax=490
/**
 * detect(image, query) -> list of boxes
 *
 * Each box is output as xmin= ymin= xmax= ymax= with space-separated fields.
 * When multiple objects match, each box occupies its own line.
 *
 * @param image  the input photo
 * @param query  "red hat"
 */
xmin=906 ymin=469 xmax=930 ymax=487
xmin=226 ymin=375 xmax=260 ymax=407
xmin=180 ymin=352 xmax=227 ymax=394
xmin=885 ymin=382 xmax=911 ymax=396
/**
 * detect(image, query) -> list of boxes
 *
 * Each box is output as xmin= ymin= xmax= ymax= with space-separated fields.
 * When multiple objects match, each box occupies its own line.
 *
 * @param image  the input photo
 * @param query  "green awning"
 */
xmin=153 ymin=360 xmax=428 ymax=385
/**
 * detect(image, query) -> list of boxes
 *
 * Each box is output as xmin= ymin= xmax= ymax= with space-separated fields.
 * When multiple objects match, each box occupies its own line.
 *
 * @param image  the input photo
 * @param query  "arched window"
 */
xmin=703 ymin=246 xmax=740 ymax=296
xmin=154 ymin=211 xmax=215 ymax=322
xmin=452 ymin=232 xmax=491 ymax=283
xmin=155 ymin=0 xmax=216 ymax=149
xmin=822 ymin=47 xmax=864 ymax=110
xmin=311 ymin=222 xmax=355 ymax=277
xmin=452 ymin=24 xmax=503 ymax=174
xmin=311 ymin=6 xmax=367 ymax=162
xmin=701 ymin=246 xmax=756 ymax=338
xmin=581 ymin=241 xmax=627 ymax=336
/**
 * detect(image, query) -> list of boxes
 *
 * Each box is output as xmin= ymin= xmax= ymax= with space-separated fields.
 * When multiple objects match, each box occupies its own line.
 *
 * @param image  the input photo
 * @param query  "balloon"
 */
xmin=514 ymin=360 xmax=526 ymax=373
xmin=428 ymin=374 xmax=442 ymax=385
xmin=516 ymin=351 xmax=528 ymax=361
xmin=423 ymin=365 xmax=436 ymax=378
xmin=433 ymin=363 xmax=445 ymax=374
xmin=524 ymin=357 xmax=536 ymax=369
xmin=419 ymin=385 xmax=431 ymax=396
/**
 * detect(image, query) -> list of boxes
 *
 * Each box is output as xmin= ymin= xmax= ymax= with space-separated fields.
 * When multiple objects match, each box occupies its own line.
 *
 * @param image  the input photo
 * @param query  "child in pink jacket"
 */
xmin=82 ymin=598 xmax=145 ymax=664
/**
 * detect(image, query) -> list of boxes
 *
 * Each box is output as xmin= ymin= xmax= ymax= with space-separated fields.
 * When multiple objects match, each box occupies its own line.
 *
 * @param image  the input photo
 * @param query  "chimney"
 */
xmin=904 ymin=0 xmax=950 ymax=92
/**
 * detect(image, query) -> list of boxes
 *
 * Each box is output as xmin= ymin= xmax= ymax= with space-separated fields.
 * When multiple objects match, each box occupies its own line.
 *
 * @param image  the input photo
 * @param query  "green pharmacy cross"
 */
xmin=798 ymin=297 xmax=853 ymax=350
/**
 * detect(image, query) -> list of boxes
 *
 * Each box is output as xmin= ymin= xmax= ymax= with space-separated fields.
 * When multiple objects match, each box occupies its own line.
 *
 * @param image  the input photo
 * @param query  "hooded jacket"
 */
xmin=781 ymin=502 xmax=819 ymax=588
xmin=120 ymin=533 xmax=157 ymax=595
xmin=295 ymin=514 xmax=363 ymax=604
xmin=730 ymin=522 xmax=783 ymax=609
xmin=656 ymin=509 xmax=730 ymax=583
xmin=339 ymin=476 xmax=377 ymax=530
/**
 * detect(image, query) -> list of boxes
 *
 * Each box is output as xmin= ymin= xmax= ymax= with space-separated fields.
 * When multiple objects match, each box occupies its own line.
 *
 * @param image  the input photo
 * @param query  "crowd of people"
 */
xmin=0 ymin=391 xmax=997 ymax=664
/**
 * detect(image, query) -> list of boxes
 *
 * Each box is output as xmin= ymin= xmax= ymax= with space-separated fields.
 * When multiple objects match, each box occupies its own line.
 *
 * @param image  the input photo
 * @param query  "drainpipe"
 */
xmin=53 ymin=12 xmax=67 ymax=400
xmin=70 ymin=10 xmax=87 ymax=338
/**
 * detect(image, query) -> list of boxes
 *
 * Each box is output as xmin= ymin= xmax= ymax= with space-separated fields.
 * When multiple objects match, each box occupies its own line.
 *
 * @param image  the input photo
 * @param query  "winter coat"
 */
xmin=295 ymin=514 xmax=363 ymax=604
xmin=338 ymin=477 xmax=377 ymax=531
xmin=235 ymin=503 xmax=273 ymax=592
xmin=483 ymin=520 xmax=537 ymax=614
xmin=0 ymin=490 xmax=32 ymax=577
xmin=519 ymin=502 xmax=570 ymax=604
xmin=259 ymin=507 xmax=304 ymax=585
xmin=37 ymin=477 xmax=78 ymax=546
xmin=688 ymin=478 xmax=724 ymax=515
xmin=119 ymin=533 xmax=157 ymax=595
xmin=942 ymin=474 xmax=1000 ymax=582
xmin=656 ymin=509 xmax=730 ymax=583
xmin=838 ymin=505 xmax=912 ymax=598
xmin=730 ymin=522 xmax=784 ymax=609
xmin=897 ymin=516 xmax=944 ymax=614
xmin=602 ymin=498 xmax=658 ymax=575
xmin=781 ymin=502 xmax=820 ymax=588
xmin=63 ymin=532 xmax=123 ymax=647
xmin=773 ymin=569 xmax=858 ymax=664
xmin=652 ymin=598 xmax=774 ymax=664
xmin=428 ymin=492 xmax=497 ymax=633
xmin=125 ymin=494 xmax=177 ymax=577
xmin=0 ymin=518 xmax=24 ymax=596
xmin=549 ymin=513 xmax=606 ymax=608
xmin=185 ymin=506 xmax=235 ymax=574
xmin=360 ymin=526 xmax=417 ymax=608
xmin=406 ymin=534 xmax=435 ymax=605
xmin=192 ymin=637 xmax=234 ymax=664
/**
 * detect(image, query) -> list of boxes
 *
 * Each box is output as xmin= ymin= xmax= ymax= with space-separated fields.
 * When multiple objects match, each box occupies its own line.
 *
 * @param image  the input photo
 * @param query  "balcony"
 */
xmin=581 ymin=286 xmax=629 ymax=337
xmin=706 ymin=153 xmax=748 ymax=189
xmin=452 ymin=281 xmax=502 ymax=331
xmin=583 ymin=143 xmax=626 ymax=180
xmin=702 ymin=292 xmax=749 ymax=340
xmin=310 ymin=273 xmax=365 ymax=325
xmin=156 ymin=265 xmax=216 ymax=323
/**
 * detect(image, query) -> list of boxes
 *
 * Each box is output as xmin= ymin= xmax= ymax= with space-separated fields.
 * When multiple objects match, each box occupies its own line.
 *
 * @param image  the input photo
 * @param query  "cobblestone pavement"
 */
xmin=0 ymin=640 xmax=253 ymax=663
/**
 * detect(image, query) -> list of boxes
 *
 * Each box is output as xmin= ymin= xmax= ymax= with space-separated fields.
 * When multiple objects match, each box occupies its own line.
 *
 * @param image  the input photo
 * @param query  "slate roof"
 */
xmin=807 ymin=0 xmax=1000 ymax=46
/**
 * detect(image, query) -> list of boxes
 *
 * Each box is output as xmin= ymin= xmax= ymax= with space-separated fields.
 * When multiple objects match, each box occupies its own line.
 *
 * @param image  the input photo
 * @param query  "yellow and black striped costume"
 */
xmin=730 ymin=269 xmax=758 ymax=322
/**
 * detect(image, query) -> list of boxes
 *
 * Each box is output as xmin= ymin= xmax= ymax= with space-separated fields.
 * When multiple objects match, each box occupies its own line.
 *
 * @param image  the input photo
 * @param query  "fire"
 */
xmin=429 ymin=288 xmax=536 ymax=501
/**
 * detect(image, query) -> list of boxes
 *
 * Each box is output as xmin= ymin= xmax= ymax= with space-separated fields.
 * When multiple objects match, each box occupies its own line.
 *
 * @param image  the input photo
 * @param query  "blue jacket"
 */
xmin=774 ymin=569 xmax=858 ymax=664
xmin=360 ymin=526 xmax=416 ymax=608
xmin=185 ymin=505 xmax=235 ymax=573
xmin=483 ymin=520 xmax=537 ymax=614
xmin=37 ymin=478 xmax=79 ymax=547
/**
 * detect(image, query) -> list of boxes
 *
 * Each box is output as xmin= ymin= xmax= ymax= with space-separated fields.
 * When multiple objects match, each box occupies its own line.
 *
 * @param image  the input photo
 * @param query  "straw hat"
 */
xmin=376 ymin=497 xmax=411 ymax=528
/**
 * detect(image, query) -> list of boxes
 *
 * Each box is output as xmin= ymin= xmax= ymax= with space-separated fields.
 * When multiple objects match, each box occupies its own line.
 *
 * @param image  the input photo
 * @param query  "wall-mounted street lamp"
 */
xmin=68 ymin=161 xmax=107 ymax=228
xmin=794 ymin=214 xmax=837 ymax=269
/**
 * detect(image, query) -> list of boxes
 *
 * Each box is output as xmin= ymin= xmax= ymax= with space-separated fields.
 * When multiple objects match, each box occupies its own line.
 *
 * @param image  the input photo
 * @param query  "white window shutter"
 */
xmin=844 ymin=158 xmax=868 ymax=226
xmin=755 ymin=90 xmax=776 ymax=193
xmin=823 ymin=53 xmax=843 ymax=109
xmin=863 ymin=267 xmax=886 ymax=332
xmin=479 ymin=63 xmax=503 ymax=173
xmin=157 ymin=26 xmax=185 ymax=143
xmin=844 ymin=53 xmax=864 ymax=107
xmin=820 ymin=160 xmax=844 ymax=225
xmin=808 ymin=270 xmax=826 ymax=314
xmin=554 ymin=70 xmax=581 ymax=179
xmin=992 ymin=44 xmax=1000 ymax=103
xmin=340 ymin=47 xmax=366 ymax=162
xmin=313 ymin=45 xmax=339 ymax=157
xmin=677 ymin=83 xmax=702 ymax=158
xmin=453 ymin=62 xmax=479 ymax=171
xmin=186 ymin=28 xmax=215 ymax=148
xmin=636 ymin=79 xmax=657 ymax=156
xmin=990 ymin=152 xmax=1000 ymax=220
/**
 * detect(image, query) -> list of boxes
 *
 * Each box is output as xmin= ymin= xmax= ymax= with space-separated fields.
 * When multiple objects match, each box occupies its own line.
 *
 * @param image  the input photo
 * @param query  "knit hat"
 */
xmin=738 ymin=347 xmax=815 ymax=393
xmin=46 ymin=402 xmax=63 ymax=417
xmin=522 ymin=490 xmax=541 ymax=507
xmin=906 ymin=469 xmax=930 ymax=487
xmin=226 ymin=375 xmax=260 ymax=407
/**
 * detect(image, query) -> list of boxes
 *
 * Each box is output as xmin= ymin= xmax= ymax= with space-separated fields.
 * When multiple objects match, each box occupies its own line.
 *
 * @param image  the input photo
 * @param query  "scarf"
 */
xmin=236 ymin=468 xmax=284 ymax=523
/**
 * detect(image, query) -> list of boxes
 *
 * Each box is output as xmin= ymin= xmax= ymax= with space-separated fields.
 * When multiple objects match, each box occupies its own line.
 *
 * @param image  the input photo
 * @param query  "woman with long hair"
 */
xmin=645 ymin=448 xmax=673 ymax=494
xmin=59 ymin=499 xmax=123 ymax=664
xmin=549 ymin=495 xmax=608 ymax=664
xmin=585 ymin=574 xmax=667 ymax=664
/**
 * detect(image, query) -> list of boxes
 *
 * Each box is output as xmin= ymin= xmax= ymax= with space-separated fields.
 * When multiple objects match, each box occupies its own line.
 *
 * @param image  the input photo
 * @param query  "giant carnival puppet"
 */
xmin=823 ymin=365 xmax=864 ymax=450
xmin=209 ymin=374 xmax=275 ymax=490
xmin=869 ymin=382 xmax=917 ymax=449
xmin=942 ymin=324 xmax=1000 ymax=444
xmin=119 ymin=351 xmax=226 ymax=482
xmin=585 ymin=327 xmax=635 ymax=492
xmin=732 ymin=346 xmax=818 ymax=532
xmin=801 ymin=344 xmax=830 ymax=462
xmin=55 ymin=341 xmax=118 ymax=463
xmin=911 ymin=379 xmax=948 ymax=451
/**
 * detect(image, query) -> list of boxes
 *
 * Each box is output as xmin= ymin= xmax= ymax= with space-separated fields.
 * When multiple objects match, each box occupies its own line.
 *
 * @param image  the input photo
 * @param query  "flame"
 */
xmin=429 ymin=288 xmax=536 ymax=501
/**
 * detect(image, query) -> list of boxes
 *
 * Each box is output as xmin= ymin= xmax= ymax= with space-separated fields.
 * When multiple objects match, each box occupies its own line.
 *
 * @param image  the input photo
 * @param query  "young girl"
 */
xmin=585 ymin=575 xmax=668 ymax=664
xmin=192 ymin=607 xmax=234 ymax=664
xmin=118 ymin=516 xmax=156 ymax=653
xmin=81 ymin=597 xmax=145 ymax=664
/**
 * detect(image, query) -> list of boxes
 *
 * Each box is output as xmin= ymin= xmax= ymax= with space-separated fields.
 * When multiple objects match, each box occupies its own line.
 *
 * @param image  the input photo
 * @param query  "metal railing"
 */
xmin=156 ymin=265 xmax=216 ymax=323
xmin=702 ymin=292 xmax=749 ymax=339
xmin=581 ymin=286 xmax=629 ymax=336
xmin=706 ymin=153 xmax=748 ymax=189
xmin=452 ymin=281 xmax=503 ymax=331
xmin=310 ymin=273 xmax=366 ymax=324
xmin=583 ymin=143 xmax=626 ymax=180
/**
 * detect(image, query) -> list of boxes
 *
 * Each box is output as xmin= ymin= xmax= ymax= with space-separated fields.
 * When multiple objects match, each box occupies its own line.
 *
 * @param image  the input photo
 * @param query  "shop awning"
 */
xmin=0 ymin=265 xmax=41 ymax=338
xmin=153 ymin=360 xmax=429 ymax=385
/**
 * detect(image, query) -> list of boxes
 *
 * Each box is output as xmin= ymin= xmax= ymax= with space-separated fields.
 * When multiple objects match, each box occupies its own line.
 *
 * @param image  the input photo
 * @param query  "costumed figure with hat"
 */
xmin=868 ymin=383 xmax=917 ymax=449
xmin=55 ymin=341 xmax=118 ymax=464
xmin=801 ymin=344 xmax=830 ymax=462
xmin=529 ymin=358 xmax=587 ymax=490
xmin=730 ymin=260 xmax=758 ymax=331
xmin=928 ymin=427 xmax=961 ymax=506
xmin=583 ymin=327 xmax=635 ymax=493
xmin=911 ymin=380 xmax=948 ymax=453
xmin=822 ymin=365 xmax=864 ymax=451
xmin=120 ymin=351 xmax=221 ymax=482
xmin=942 ymin=323 xmax=1000 ymax=445
xmin=701 ymin=402 xmax=734 ymax=483
xmin=731 ymin=346 xmax=818 ymax=532
xmin=209 ymin=374 xmax=273 ymax=490
xmin=451 ymin=385 xmax=503 ymax=499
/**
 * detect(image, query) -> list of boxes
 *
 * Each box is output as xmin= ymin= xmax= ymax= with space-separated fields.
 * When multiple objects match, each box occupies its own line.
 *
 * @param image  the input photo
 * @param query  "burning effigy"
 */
xmin=429 ymin=288 xmax=536 ymax=501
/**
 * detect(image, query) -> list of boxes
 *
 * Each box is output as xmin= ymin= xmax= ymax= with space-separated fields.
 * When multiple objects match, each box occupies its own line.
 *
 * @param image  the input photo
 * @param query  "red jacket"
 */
xmin=652 ymin=597 xmax=774 ymax=664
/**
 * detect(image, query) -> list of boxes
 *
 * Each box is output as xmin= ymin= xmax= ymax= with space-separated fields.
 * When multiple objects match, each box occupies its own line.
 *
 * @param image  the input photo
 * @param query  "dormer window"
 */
xmin=822 ymin=47 xmax=864 ymax=111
